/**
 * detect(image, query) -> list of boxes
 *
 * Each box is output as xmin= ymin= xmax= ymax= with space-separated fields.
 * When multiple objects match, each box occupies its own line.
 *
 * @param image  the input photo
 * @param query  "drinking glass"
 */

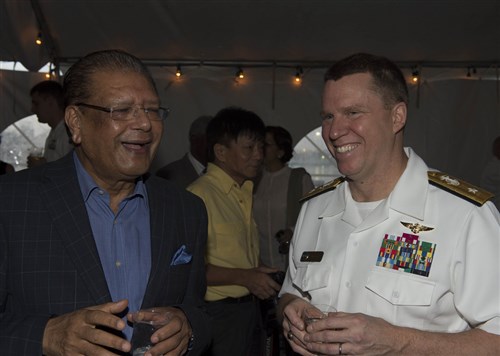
xmin=130 ymin=309 xmax=172 ymax=356
xmin=303 ymin=304 xmax=336 ymax=325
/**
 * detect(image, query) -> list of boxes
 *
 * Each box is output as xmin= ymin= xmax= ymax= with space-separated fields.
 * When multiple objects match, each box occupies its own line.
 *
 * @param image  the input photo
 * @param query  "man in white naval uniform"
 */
xmin=278 ymin=53 xmax=500 ymax=355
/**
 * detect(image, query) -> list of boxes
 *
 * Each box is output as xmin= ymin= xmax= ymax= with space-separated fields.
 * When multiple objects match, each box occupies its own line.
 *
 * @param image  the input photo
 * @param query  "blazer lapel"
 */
xmin=39 ymin=154 xmax=111 ymax=304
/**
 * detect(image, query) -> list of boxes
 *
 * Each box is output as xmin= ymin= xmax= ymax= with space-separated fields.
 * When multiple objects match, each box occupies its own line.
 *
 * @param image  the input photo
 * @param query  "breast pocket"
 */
xmin=365 ymin=267 xmax=436 ymax=328
xmin=212 ymin=222 xmax=246 ymax=251
xmin=292 ymin=261 xmax=331 ymax=294
xmin=166 ymin=263 xmax=192 ymax=302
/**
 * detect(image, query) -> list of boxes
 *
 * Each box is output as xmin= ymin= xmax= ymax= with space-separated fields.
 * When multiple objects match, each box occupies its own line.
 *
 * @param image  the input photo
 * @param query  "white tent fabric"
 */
xmin=1 ymin=0 xmax=499 ymax=70
xmin=1 ymin=65 xmax=498 ymax=186
xmin=0 ymin=0 xmax=499 ymax=186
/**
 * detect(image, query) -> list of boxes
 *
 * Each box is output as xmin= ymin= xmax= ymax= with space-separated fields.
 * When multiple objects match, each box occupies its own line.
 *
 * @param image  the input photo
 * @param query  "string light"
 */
xmin=294 ymin=67 xmax=303 ymax=84
xmin=411 ymin=68 xmax=419 ymax=83
xmin=466 ymin=66 xmax=477 ymax=77
xmin=142 ymin=62 xmax=494 ymax=87
xmin=124 ymin=61 xmax=495 ymax=88
xmin=236 ymin=67 xmax=244 ymax=79
xmin=35 ymin=31 xmax=42 ymax=45
xmin=45 ymin=63 xmax=52 ymax=79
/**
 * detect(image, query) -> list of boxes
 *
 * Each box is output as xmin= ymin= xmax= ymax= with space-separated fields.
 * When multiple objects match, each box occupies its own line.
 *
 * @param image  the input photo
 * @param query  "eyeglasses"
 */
xmin=75 ymin=103 xmax=169 ymax=121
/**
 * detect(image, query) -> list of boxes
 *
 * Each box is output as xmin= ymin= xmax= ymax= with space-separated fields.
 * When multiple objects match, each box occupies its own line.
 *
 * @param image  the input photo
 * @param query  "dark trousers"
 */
xmin=202 ymin=296 xmax=261 ymax=356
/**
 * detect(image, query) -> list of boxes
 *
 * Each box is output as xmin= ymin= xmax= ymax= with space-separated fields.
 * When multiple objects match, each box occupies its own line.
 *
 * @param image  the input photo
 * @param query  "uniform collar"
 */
xmin=318 ymin=182 xmax=346 ymax=218
xmin=388 ymin=147 xmax=428 ymax=221
xmin=318 ymin=147 xmax=428 ymax=223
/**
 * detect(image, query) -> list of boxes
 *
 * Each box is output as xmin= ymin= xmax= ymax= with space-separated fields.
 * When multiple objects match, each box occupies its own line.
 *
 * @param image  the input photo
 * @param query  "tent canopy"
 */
xmin=1 ymin=0 xmax=499 ymax=71
xmin=0 ymin=1 xmax=499 ymax=186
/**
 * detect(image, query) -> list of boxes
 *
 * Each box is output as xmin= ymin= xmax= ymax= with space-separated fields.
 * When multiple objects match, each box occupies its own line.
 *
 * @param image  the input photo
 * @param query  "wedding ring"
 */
xmin=287 ymin=331 xmax=293 ymax=340
xmin=338 ymin=342 xmax=343 ymax=355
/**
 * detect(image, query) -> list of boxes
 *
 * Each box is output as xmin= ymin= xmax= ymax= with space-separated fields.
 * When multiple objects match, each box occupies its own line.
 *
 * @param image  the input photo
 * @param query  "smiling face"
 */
xmin=321 ymin=72 xmax=407 ymax=186
xmin=65 ymin=70 xmax=163 ymax=187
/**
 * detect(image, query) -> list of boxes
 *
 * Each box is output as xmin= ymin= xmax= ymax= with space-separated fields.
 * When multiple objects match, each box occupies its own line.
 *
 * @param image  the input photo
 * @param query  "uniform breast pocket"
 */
xmin=292 ymin=261 xmax=331 ymax=294
xmin=365 ymin=267 xmax=436 ymax=328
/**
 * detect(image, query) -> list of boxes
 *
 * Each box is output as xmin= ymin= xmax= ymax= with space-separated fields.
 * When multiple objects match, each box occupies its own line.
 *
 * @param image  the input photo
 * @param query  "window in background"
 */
xmin=289 ymin=126 xmax=341 ymax=187
xmin=0 ymin=115 xmax=50 ymax=171
xmin=0 ymin=61 xmax=60 ymax=171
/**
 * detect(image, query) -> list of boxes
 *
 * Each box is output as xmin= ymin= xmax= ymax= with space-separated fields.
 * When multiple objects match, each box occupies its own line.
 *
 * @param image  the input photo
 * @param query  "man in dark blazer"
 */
xmin=156 ymin=115 xmax=211 ymax=189
xmin=0 ymin=50 xmax=210 ymax=355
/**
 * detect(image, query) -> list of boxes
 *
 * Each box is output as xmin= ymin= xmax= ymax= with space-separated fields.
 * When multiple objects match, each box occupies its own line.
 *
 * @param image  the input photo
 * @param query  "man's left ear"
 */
xmin=213 ymin=143 xmax=227 ymax=163
xmin=392 ymin=102 xmax=407 ymax=133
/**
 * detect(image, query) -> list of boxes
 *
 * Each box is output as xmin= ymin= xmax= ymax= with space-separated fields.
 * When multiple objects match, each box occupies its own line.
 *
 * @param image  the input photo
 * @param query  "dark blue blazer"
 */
xmin=0 ymin=153 xmax=210 ymax=355
xmin=156 ymin=153 xmax=200 ymax=189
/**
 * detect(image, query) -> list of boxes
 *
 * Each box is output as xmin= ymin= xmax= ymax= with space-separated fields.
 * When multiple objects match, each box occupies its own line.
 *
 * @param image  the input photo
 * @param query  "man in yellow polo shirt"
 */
xmin=188 ymin=107 xmax=282 ymax=356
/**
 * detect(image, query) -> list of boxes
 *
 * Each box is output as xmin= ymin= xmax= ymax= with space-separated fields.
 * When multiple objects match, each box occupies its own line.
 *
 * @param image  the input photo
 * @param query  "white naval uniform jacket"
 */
xmin=280 ymin=148 xmax=500 ymax=334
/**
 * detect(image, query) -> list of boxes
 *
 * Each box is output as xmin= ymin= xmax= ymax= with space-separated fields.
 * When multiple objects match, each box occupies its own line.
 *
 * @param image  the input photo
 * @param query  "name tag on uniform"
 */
xmin=300 ymin=251 xmax=324 ymax=262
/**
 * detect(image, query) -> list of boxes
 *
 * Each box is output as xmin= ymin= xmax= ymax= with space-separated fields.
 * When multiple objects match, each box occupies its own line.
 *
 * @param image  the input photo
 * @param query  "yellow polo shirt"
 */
xmin=187 ymin=163 xmax=259 ymax=301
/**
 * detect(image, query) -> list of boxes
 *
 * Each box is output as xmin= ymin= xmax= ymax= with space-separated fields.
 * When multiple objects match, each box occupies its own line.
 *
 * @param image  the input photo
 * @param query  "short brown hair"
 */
xmin=324 ymin=53 xmax=409 ymax=108
xmin=30 ymin=80 xmax=64 ymax=109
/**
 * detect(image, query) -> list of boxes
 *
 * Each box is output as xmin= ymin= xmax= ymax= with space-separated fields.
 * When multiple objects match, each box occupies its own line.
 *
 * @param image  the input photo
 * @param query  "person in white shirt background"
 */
xmin=28 ymin=80 xmax=73 ymax=166
xmin=253 ymin=125 xmax=315 ymax=355
xmin=253 ymin=125 xmax=314 ymax=272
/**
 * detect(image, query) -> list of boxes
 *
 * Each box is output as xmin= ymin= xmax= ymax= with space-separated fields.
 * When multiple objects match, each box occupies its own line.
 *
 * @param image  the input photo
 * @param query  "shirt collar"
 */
xmin=73 ymin=151 xmax=147 ymax=202
xmin=206 ymin=162 xmax=254 ymax=195
xmin=388 ymin=147 xmax=428 ymax=220
xmin=187 ymin=151 xmax=205 ymax=176
xmin=318 ymin=147 xmax=428 ymax=221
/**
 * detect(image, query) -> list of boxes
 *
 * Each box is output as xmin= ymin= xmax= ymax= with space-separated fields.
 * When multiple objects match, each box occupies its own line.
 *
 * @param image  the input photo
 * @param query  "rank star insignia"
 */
xmin=400 ymin=221 xmax=434 ymax=234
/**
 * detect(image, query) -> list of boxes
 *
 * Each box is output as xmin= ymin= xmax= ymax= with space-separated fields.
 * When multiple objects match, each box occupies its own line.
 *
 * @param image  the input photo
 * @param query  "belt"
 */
xmin=209 ymin=294 xmax=256 ymax=304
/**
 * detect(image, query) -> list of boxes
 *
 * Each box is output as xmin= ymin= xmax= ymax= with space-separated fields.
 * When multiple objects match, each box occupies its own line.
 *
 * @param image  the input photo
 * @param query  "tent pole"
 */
xmin=30 ymin=0 xmax=60 ymax=75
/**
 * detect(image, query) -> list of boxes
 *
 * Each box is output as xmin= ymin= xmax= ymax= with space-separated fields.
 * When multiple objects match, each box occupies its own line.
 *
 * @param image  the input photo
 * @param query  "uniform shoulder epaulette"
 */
xmin=300 ymin=176 xmax=345 ymax=203
xmin=428 ymin=171 xmax=494 ymax=206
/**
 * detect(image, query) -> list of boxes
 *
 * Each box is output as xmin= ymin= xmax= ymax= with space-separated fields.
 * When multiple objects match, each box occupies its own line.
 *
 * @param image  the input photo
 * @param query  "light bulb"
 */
xmin=35 ymin=32 xmax=42 ymax=45
xmin=294 ymin=67 xmax=303 ymax=84
xmin=411 ymin=69 xmax=419 ymax=83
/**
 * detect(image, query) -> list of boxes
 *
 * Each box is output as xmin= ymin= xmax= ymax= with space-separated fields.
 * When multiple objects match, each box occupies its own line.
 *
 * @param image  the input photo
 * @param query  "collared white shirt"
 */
xmin=187 ymin=151 xmax=205 ymax=176
xmin=280 ymin=148 xmax=500 ymax=334
xmin=44 ymin=120 xmax=73 ymax=162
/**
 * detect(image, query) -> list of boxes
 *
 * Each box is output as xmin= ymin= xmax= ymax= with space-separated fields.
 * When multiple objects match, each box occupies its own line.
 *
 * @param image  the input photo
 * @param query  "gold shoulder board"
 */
xmin=300 ymin=177 xmax=345 ymax=203
xmin=428 ymin=171 xmax=494 ymax=206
